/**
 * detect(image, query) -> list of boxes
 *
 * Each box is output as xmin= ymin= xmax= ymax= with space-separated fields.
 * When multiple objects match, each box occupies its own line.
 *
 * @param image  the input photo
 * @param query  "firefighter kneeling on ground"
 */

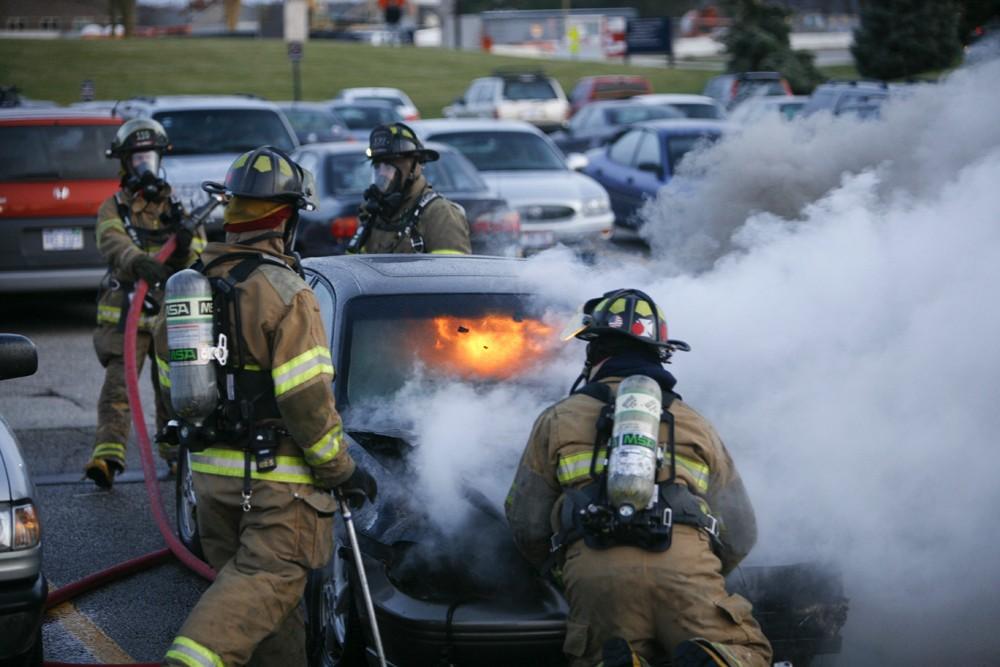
xmin=506 ymin=289 xmax=773 ymax=667
xmin=160 ymin=147 xmax=377 ymax=666
xmin=347 ymin=122 xmax=471 ymax=254
xmin=85 ymin=118 xmax=206 ymax=489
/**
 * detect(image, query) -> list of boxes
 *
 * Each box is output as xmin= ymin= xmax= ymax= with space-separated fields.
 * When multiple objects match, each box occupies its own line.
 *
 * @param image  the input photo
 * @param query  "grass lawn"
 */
xmin=1 ymin=38 xmax=857 ymax=118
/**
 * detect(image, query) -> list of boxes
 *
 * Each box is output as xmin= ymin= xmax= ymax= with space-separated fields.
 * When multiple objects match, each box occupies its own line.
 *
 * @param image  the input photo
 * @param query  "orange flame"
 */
xmin=417 ymin=314 xmax=556 ymax=380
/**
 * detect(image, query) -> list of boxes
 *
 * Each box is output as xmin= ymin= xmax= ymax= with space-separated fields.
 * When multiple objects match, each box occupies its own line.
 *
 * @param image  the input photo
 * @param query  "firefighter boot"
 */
xmin=673 ymin=638 xmax=739 ymax=667
xmin=84 ymin=458 xmax=123 ymax=490
xmin=598 ymin=637 xmax=649 ymax=667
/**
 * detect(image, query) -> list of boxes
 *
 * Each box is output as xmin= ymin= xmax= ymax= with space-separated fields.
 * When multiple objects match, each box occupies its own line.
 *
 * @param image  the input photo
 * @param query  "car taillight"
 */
xmin=405 ymin=112 xmax=420 ymax=121
xmin=330 ymin=216 xmax=359 ymax=240
xmin=782 ymin=80 xmax=793 ymax=96
xmin=731 ymin=79 xmax=739 ymax=99
xmin=472 ymin=209 xmax=521 ymax=235
xmin=493 ymin=107 xmax=500 ymax=119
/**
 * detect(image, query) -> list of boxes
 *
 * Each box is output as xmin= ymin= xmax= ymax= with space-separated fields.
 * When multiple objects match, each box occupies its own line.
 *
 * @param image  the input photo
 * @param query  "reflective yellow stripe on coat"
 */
xmin=190 ymin=448 xmax=317 ymax=485
xmin=303 ymin=424 xmax=343 ymax=466
xmin=272 ymin=346 xmax=333 ymax=397
xmin=156 ymin=356 xmax=172 ymax=389
xmin=165 ymin=636 xmax=224 ymax=667
xmin=557 ymin=449 xmax=710 ymax=493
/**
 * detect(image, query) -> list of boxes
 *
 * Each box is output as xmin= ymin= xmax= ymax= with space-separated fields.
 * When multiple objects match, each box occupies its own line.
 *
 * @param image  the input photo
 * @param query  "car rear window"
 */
xmin=740 ymin=80 xmax=787 ymax=96
xmin=423 ymin=151 xmax=487 ymax=192
xmin=667 ymin=133 xmax=721 ymax=171
xmin=605 ymin=105 xmax=681 ymax=125
xmin=341 ymin=293 xmax=557 ymax=407
xmin=154 ymin=109 xmax=296 ymax=155
xmin=355 ymin=95 xmax=406 ymax=107
xmin=0 ymin=124 xmax=119 ymax=181
xmin=594 ymin=81 xmax=650 ymax=96
xmin=503 ymin=79 xmax=558 ymax=101
xmin=428 ymin=131 xmax=564 ymax=171
xmin=332 ymin=105 xmax=401 ymax=130
xmin=283 ymin=108 xmax=344 ymax=134
xmin=325 ymin=152 xmax=370 ymax=195
xmin=669 ymin=103 xmax=724 ymax=120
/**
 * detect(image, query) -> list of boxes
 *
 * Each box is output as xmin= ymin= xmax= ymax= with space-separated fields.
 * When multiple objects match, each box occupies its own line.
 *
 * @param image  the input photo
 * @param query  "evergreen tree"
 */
xmin=720 ymin=0 xmax=824 ymax=93
xmin=852 ymin=0 xmax=964 ymax=79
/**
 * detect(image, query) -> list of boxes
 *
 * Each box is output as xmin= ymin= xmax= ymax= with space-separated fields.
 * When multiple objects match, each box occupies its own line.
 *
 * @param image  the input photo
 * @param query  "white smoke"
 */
xmin=369 ymin=59 xmax=1000 ymax=663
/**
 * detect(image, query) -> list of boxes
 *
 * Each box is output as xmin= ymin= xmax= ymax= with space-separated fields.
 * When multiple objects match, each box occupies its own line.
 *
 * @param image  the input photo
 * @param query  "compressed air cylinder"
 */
xmin=606 ymin=374 xmax=663 ymax=516
xmin=165 ymin=269 xmax=218 ymax=425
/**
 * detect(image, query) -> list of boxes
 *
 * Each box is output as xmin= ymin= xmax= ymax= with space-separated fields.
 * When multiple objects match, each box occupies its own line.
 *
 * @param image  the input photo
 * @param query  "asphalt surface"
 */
xmin=1 ymin=291 xmax=207 ymax=663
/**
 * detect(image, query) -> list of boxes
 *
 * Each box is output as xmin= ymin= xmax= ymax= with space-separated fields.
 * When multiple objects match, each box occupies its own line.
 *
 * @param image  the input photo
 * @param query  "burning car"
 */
xmin=176 ymin=255 xmax=847 ymax=666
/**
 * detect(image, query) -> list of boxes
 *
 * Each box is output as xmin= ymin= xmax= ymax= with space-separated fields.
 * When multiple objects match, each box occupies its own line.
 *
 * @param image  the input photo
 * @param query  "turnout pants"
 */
xmin=165 ymin=474 xmax=335 ymax=667
xmin=561 ymin=525 xmax=772 ymax=667
xmin=91 ymin=326 xmax=168 ymax=468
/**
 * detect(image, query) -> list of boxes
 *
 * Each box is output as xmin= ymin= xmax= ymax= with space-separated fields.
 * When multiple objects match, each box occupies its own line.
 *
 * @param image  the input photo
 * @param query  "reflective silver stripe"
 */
xmin=190 ymin=448 xmax=316 ymax=484
xmin=165 ymin=637 xmax=223 ymax=667
xmin=304 ymin=425 xmax=343 ymax=465
xmin=272 ymin=347 xmax=333 ymax=396
xmin=556 ymin=449 xmax=606 ymax=486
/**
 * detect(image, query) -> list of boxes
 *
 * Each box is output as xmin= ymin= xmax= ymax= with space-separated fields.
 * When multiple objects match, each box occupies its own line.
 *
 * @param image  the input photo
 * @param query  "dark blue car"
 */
xmin=582 ymin=119 xmax=728 ymax=230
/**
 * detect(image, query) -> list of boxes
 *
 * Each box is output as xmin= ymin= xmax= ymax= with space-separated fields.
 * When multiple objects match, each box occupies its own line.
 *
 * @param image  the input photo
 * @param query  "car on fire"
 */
xmin=175 ymin=255 xmax=847 ymax=667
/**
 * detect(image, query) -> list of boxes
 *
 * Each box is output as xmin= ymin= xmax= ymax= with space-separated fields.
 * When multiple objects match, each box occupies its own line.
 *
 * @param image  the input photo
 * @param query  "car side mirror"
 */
xmin=0 ymin=334 xmax=37 ymax=381
xmin=637 ymin=162 xmax=663 ymax=179
xmin=566 ymin=153 xmax=589 ymax=171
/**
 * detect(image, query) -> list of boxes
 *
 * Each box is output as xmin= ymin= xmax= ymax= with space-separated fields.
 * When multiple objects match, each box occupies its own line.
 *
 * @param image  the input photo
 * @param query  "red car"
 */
xmin=0 ymin=109 xmax=122 ymax=292
xmin=568 ymin=75 xmax=653 ymax=118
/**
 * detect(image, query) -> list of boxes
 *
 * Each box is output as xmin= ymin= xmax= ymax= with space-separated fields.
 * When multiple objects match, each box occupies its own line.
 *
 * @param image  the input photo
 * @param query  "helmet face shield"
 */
xmin=129 ymin=150 xmax=160 ymax=178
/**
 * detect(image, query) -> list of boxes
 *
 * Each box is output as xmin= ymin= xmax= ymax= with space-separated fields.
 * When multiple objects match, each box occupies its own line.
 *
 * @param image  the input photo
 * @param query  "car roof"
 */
xmin=297 ymin=139 xmax=454 ymax=156
xmin=340 ymin=87 xmax=408 ymax=97
xmin=118 ymin=95 xmax=282 ymax=112
xmin=633 ymin=119 xmax=731 ymax=133
xmin=411 ymin=118 xmax=543 ymax=135
xmin=303 ymin=255 xmax=528 ymax=297
xmin=329 ymin=99 xmax=397 ymax=109
xmin=0 ymin=108 xmax=122 ymax=124
xmin=740 ymin=95 xmax=810 ymax=107
xmin=276 ymin=101 xmax=336 ymax=111
xmin=634 ymin=94 xmax=718 ymax=105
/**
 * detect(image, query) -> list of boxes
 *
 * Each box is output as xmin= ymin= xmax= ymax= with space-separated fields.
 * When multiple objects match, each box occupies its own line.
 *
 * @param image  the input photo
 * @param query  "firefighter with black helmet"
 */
xmin=505 ymin=289 xmax=772 ymax=667
xmin=347 ymin=121 xmax=471 ymax=254
xmin=84 ymin=118 xmax=206 ymax=489
xmin=161 ymin=146 xmax=377 ymax=666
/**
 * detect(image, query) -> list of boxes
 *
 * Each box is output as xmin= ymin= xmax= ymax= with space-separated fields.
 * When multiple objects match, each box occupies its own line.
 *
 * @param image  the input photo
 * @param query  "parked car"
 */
xmin=0 ymin=333 xmax=44 ymax=665
xmin=412 ymin=120 xmax=613 ymax=252
xmin=800 ymin=80 xmax=890 ymax=118
xmin=582 ymin=119 xmax=728 ymax=230
xmin=326 ymin=101 xmax=402 ymax=142
xmin=334 ymin=87 xmax=420 ymax=121
xmin=277 ymin=102 xmax=351 ymax=145
xmin=632 ymin=93 xmax=727 ymax=120
xmin=727 ymin=95 xmax=809 ymax=125
xmin=567 ymin=75 xmax=652 ymax=117
xmin=291 ymin=141 xmax=521 ymax=257
xmin=0 ymin=109 xmax=122 ymax=292
xmin=443 ymin=71 xmax=570 ymax=133
xmin=550 ymin=100 xmax=683 ymax=154
xmin=175 ymin=255 xmax=847 ymax=667
xmin=116 ymin=95 xmax=299 ymax=235
xmin=703 ymin=71 xmax=792 ymax=110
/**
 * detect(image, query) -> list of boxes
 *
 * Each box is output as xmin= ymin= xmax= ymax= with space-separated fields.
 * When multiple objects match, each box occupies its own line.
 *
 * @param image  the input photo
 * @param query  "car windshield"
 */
xmin=605 ymin=105 xmax=681 ymax=125
xmin=428 ymin=131 xmax=565 ymax=171
xmin=739 ymin=80 xmax=787 ymax=96
xmin=282 ymin=108 xmax=344 ymax=134
xmin=325 ymin=150 xmax=485 ymax=196
xmin=595 ymin=81 xmax=648 ymax=96
xmin=154 ymin=109 xmax=295 ymax=155
xmin=669 ymin=103 xmax=724 ymax=120
xmin=355 ymin=95 xmax=406 ymax=107
xmin=503 ymin=79 xmax=557 ymax=101
xmin=341 ymin=293 xmax=557 ymax=408
xmin=667 ymin=133 xmax=721 ymax=171
xmin=332 ymin=105 xmax=401 ymax=130
xmin=0 ymin=124 xmax=120 ymax=180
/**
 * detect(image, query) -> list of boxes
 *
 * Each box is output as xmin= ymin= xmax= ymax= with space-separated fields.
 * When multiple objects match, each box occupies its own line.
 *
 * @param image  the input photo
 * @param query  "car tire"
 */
xmin=175 ymin=449 xmax=204 ymax=560
xmin=0 ymin=628 xmax=42 ymax=667
xmin=305 ymin=538 xmax=365 ymax=667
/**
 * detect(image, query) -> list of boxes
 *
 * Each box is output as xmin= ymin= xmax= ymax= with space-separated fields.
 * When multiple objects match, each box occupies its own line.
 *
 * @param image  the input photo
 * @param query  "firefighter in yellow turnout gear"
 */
xmin=162 ymin=147 xmax=377 ymax=666
xmin=506 ymin=290 xmax=772 ymax=667
xmin=85 ymin=119 xmax=206 ymax=489
xmin=349 ymin=122 xmax=471 ymax=255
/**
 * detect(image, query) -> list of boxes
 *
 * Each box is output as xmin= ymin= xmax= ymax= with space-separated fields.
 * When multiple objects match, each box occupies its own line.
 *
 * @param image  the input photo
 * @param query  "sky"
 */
xmin=362 ymin=54 xmax=1000 ymax=665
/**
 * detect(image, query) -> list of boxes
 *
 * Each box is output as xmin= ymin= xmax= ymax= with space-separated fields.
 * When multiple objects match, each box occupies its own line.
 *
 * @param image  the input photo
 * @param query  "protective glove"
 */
xmin=337 ymin=465 xmax=378 ymax=509
xmin=168 ymin=226 xmax=194 ymax=267
xmin=132 ymin=254 xmax=169 ymax=286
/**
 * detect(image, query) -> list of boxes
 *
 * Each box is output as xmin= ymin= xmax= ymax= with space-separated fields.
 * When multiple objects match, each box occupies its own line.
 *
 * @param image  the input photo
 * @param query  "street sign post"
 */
xmin=284 ymin=0 xmax=308 ymax=101
xmin=625 ymin=17 xmax=674 ymax=67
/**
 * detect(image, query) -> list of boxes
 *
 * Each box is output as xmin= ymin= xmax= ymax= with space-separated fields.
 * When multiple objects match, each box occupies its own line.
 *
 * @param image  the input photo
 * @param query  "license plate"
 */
xmin=521 ymin=231 xmax=556 ymax=248
xmin=42 ymin=227 xmax=84 ymax=251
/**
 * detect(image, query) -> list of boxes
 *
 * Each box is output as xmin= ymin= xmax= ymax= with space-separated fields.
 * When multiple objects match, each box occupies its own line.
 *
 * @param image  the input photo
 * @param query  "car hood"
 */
xmin=162 ymin=154 xmax=238 ymax=204
xmin=480 ymin=170 xmax=606 ymax=207
xmin=343 ymin=427 xmax=546 ymax=604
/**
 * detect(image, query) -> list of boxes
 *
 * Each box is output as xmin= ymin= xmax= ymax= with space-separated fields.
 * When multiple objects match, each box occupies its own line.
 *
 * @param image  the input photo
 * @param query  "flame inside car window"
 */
xmin=419 ymin=315 xmax=555 ymax=380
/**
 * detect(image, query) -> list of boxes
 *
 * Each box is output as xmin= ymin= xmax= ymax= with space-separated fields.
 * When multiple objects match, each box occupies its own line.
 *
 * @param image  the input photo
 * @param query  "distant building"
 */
xmin=1 ymin=0 xmax=108 ymax=34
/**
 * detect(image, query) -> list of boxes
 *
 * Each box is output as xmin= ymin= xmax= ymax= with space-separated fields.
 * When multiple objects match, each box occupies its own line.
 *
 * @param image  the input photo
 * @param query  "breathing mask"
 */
xmin=363 ymin=159 xmax=410 ymax=217
xmin=125 ymin=150 xmax=167 ymax=201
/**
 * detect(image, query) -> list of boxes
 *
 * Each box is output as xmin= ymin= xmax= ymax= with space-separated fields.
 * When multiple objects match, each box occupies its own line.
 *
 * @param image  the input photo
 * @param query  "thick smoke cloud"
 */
xmin=368 ymin=59 xmax=1000 ymax=664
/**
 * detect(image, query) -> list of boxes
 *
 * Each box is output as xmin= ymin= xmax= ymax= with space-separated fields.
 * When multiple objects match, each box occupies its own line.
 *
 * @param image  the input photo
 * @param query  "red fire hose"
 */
xmin=43 ymin=237 xmax=215 ymax=665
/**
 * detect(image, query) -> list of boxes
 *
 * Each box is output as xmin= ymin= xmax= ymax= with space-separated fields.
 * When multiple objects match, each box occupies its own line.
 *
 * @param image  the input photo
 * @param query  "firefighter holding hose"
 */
xmin=161 ymin=147 xmax=377 ymax=665
xmin=84 ymin=119 xmax=206 ymax=490
xmin=505 ymin=289 xmax=772 ymax=667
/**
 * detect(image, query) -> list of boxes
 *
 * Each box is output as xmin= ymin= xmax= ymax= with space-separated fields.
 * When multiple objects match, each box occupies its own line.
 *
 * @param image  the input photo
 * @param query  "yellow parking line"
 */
xmin=48 ymin=601 xmax=135 ymax=663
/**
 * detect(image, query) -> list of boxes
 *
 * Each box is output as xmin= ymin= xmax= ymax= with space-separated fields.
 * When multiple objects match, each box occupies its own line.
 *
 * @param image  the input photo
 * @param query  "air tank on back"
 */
xmin=164 ymin=269 xmax=218 ymax=425
xmin=606 ymin=374 xmax=662 ymax=518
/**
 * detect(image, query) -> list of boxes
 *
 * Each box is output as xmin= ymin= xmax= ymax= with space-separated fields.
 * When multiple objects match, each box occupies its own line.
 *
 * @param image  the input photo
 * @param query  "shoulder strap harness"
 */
xmin=390 ymin=190 xmax=440 ymax=253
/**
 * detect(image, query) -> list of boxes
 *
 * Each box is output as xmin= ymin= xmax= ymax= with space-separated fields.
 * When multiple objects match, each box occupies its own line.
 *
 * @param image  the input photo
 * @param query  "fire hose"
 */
xmin=42 ymin=228 xmax=216 ymax=665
